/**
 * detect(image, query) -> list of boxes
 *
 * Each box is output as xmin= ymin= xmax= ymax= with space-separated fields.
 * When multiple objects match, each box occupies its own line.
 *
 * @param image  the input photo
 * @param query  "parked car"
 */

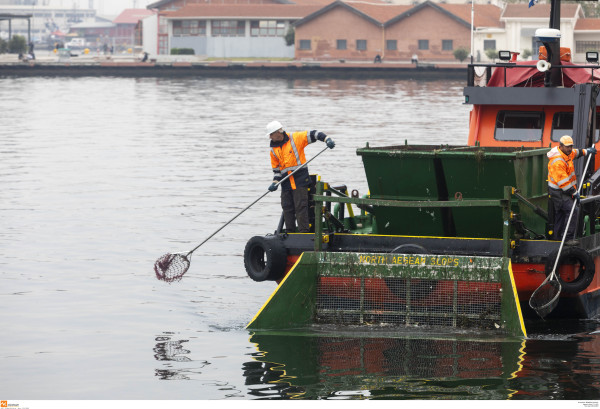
xmin=66 ymin=38 xmax=86 ymax=49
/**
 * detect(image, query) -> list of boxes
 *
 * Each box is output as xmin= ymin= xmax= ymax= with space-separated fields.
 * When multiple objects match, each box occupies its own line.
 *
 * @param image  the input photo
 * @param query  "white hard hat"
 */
xmin=266 ymin=120 xmax=283 ymax=137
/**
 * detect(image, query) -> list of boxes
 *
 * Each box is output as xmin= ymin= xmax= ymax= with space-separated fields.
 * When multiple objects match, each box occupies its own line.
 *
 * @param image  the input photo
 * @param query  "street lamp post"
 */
xmin=470 ymin=0 xmax=474 ymax=64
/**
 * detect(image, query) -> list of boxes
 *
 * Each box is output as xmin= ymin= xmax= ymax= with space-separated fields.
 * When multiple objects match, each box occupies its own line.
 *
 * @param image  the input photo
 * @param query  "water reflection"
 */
xmin=244 ymin=322 xmax=600 ymax=399
xmin=244 ymin=332 xmax=525 ymax=399
xmin=510 ymin=320 xmax=600 ymax=399
xmin=154 ymin=332 xmax=208 ymax=380
xmin=286 ymin=78 xmax=463 ymax=99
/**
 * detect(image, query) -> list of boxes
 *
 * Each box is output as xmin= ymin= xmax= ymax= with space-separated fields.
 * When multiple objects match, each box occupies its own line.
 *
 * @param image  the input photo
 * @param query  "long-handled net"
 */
xmin=529 ymin=144 xmax=595 ymax=318
xmin=154 ymin=146 xmax=330 ymax=282
xmin=154 ymin=253 xmax=191 ymax=283
xmin=529 ymin=276 xmax=561 ymax=319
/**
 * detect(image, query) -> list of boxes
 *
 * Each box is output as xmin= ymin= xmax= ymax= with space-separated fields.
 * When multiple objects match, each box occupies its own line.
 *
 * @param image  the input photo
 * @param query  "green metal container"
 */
xmin=357 ymin=145 xmax=549 ymax=239
xmin=357 ymin=144 xmax=455 ymax=236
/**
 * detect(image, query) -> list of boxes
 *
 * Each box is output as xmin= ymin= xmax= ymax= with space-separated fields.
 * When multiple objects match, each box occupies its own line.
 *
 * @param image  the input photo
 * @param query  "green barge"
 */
xmin=243 ymin=0 xmax=600 ymax=338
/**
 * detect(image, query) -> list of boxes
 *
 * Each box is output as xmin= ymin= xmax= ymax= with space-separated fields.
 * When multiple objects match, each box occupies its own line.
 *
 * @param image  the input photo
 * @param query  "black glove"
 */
xmin=567 ymin=188 xmax=580 ymax=203
xmin=326 ymin=138 xmax=335 ymax=149
xmin=587 ymin=146 xmax=597 ymax=155
xmin=268 ymin=182 xmax=278 ymax=192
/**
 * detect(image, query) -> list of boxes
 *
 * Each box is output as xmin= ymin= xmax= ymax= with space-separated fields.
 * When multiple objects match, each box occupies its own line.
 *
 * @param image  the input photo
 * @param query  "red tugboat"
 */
xmin=244 ymin=0 xmax=600 ymax=335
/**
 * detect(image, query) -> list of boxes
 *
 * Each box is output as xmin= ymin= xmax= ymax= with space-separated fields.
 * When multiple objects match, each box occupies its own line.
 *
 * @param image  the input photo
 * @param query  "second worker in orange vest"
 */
xmin=547 ymin=135 xmax=596 ymax=243
xmin=266 ymin=120 xmax=335 ymax=233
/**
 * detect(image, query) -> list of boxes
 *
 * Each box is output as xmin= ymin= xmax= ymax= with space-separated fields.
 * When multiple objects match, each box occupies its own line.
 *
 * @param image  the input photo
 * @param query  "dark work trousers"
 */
xmin=549 ymin=188 xmax=579 ymax=240
xmin=281 ymin=187 xmax=309 ymax=233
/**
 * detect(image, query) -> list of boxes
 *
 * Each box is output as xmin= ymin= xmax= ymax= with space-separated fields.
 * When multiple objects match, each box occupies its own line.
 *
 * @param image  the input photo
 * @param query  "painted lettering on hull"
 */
xmin=357 ymin=254 xmax=461 ymax=267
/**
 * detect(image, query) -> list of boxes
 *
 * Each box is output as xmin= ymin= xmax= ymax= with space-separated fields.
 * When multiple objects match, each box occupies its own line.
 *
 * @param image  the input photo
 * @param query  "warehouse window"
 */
xmin=211 ymin=20 xmax=245 ymax=37
xmin=299 ymin=40 xmax=311 ymax=50
xmin=356 ymin=39 xmax=367 ymax=51
xmin=250 ymin=20 xmax=285 ymax=37
xmin=418 ymin=39 xmax=429 ymax=50
xmin=386 ymin=40 xmax=397 ymax=51
xmin=173 ymin=20 xmax=206 ymax=36
xmin=337 ymin=39 xmax=347 ymax=50
xmin=442 ymin=39 xmax=453 ymax=51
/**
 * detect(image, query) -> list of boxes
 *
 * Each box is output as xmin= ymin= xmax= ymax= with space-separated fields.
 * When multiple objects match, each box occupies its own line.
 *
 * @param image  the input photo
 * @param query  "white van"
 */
xmin=66 ymin=38 xmax=86 ymax=49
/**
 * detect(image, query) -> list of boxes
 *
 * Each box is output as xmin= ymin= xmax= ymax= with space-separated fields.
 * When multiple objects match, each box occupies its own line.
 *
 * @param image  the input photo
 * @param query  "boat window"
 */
xmin=551 ymin=112 xmax=600 ymax=143
xmin=494 ymin=111 xmax=544 ymax=141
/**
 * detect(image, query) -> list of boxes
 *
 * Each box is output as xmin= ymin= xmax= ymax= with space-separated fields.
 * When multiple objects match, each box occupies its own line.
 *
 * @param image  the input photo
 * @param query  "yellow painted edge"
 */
xmin=506 ymin=339 xmax=527 ymax=399
xmin=509 ymin=340 xmax=526 ymax=380
xmin=333 ymin=232 xmax=556 ymax=243
xmin=508 ymin=260 xmax=527 ymax=338
xmin=285 ymin=231 xmax=554 ymax=244
xmin=246 ymin=253 xmax=305 ymax=329
xmin=334 ymin=232 xmax=498 ymax=241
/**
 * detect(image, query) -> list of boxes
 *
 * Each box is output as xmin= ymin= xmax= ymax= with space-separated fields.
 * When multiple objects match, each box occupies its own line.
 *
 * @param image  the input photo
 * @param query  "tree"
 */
xmin=522 ymin=49 xmax=532 ymax=60
xmin=0 ymin=38 xmax=7 ymax=54
xmin=485 ymin=48 xmax=497 ymax=61
xmin=8 ymin=35 xmax=26 ymax=54
xmin=453 ymin=47 xmax=469 ymax=62
xmin=284 ymin=27 xmax=295 ymax=47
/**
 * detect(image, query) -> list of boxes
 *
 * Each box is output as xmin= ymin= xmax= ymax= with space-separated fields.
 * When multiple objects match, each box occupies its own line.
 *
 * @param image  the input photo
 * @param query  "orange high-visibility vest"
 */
xmin=270 ymin=131 xmax=310 ymax=190
xmin=547 ymin=146 xmax=586 ymax=191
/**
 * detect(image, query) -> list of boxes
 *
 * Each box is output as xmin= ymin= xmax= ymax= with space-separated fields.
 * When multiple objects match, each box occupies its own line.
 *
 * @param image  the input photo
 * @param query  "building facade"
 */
xmin=158 ymin=4 xmax=320 ymax=57
xmin=0 ymin=0 xmax=96 ymax=42
xmin=66 ymin=9 xmax=154 ymax=51
xmin=146 ymin=0 xmax=331 ymax=56
xmin=143 ymin=0 xmax=600 ymax=62
xmin=294 ymin=1 xmax=503 ymax=62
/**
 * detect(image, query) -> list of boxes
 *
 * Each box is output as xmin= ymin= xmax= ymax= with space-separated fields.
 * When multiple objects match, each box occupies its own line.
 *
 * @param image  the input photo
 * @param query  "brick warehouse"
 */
xmin=294 ymin=1 xmax=502 ymax=62
xmin=145 ymin=0 xmax=600 ymax=62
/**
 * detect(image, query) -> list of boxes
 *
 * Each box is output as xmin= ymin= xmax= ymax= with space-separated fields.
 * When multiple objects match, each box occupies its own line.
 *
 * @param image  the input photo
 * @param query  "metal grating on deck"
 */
xmin=315 ymin=276 xmax=502 ymax=329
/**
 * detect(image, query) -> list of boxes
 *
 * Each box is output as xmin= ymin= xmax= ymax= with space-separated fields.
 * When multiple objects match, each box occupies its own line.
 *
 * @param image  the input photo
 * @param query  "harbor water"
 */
xmin=1 ymin=76 xmax=599 ymax=400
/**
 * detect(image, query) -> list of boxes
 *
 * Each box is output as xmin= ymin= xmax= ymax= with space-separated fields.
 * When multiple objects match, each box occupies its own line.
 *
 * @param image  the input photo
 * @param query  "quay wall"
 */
xmin=0 ymin=61 xmax=466 ymax=79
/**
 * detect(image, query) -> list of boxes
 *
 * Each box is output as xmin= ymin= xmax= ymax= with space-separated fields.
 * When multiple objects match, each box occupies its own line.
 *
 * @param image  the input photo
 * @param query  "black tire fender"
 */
xmin=244 ymin=236 xmax=288 ymax=282
xmin=545 ymin=246 xmax=595 ymax=294
xmin=385 ymin=244 xmax=437 ymax=300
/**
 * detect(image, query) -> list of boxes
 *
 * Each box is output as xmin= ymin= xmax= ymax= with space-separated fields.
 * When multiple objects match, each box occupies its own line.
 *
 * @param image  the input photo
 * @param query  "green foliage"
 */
xmin=522 ymin=49 xmax=532 ymax=60
xmin=579 ymin=1 xmax=600 ymax=18
xmin=170 ymin=48 xmax=195 ymax=55
xmin=0 ymin=38 xmax=7 ymax=54
xmin=485 ymin=48 xmax=497 ymax=61
xmin=8 ymin=35 xmax=26 ymax=54
xmin=453 ymin=47 xmax=469 ymax=62
xmin=284 ymin=27 xmax=295 ymax=47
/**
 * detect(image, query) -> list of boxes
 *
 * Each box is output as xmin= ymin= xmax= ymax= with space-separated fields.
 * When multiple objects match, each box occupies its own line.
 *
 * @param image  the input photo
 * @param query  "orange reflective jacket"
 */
xmin=270 ymin=131 xmax=310 ymax=190
xmin=547 ymin=146 xmax=587 ymax=191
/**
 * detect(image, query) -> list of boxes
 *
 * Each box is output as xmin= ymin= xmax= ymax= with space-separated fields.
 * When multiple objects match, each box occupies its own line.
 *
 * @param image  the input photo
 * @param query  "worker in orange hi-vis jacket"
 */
xmin=266 ymin=120 xmax=335 ymax=233
xmin=547 ymin=135 xmax=596 ymax=244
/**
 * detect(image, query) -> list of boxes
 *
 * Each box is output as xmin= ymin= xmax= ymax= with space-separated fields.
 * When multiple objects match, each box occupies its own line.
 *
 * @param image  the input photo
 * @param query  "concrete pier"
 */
xmin=0 ymin=51 xmax=467 ymax=79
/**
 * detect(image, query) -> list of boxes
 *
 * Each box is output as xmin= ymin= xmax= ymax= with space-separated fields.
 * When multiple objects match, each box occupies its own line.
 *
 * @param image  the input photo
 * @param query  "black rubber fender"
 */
xmin=244 ymin=235 xmax=288 ymax=282
xmin=385 ymin=244 xmax=438 ymax=300
xmin=544 ymin=246 xmax=595 ymax=294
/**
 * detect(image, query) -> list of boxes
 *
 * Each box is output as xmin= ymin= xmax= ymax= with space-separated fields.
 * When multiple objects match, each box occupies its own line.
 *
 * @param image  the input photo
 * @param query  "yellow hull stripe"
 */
xmin=246 ymin=253 xmax=305 ymax=329
xmin=286 ymin=231 xmax=557 ymax=245
xmin=508 ymin=260 xmax=527 ymax=338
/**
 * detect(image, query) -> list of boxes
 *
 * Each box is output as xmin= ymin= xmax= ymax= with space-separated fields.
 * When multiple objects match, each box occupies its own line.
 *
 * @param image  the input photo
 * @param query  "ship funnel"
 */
xmin=537 ymin=59 xmax=551 ymax=72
